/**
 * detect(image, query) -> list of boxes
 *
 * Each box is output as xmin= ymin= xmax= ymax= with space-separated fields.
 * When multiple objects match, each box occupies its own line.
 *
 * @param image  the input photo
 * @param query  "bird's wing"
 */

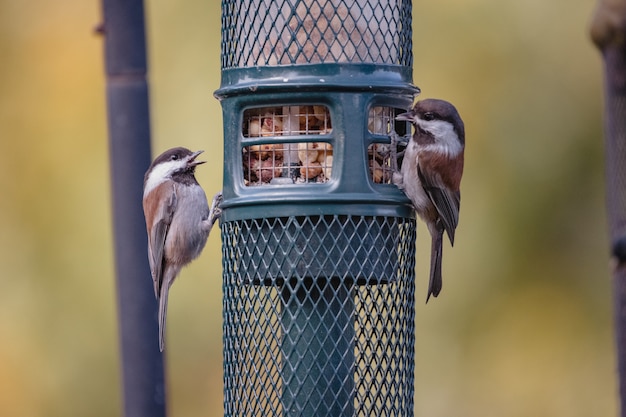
xmin=417 ymin=163 xmax=460 ymax=245
xmin=146 ymin=183 xmax=177 ymax=298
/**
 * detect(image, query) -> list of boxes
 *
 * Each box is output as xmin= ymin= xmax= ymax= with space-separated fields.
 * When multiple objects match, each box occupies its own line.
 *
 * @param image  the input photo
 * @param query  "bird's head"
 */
xmin=144 ymin=147 xmax=205 ymax=194
xmin=396 ymin=99 xmax=465 ymax=155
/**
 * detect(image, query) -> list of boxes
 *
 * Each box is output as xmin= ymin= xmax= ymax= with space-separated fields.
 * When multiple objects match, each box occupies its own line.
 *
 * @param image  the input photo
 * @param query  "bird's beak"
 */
xmin=188 ymin=150 xmax=206 ymax=166
xmin=395 ymin=110 xmax=415 ymax=122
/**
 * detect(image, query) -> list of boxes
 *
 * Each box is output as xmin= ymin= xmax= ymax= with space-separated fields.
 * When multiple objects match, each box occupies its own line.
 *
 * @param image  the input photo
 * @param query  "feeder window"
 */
xmin=368 ymin=143 xmax=394 ymax=184
xmin=367 ymin=106 xmax=407 ymax=184
xmin=242 ymin=106 xmax=333 ymax=186
xmin=368 ymin=106 xmax=396 ymax=135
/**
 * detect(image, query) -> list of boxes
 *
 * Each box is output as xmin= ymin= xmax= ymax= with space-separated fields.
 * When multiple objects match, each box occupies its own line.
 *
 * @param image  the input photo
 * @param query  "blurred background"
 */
xmin=0 ymin=0 xmax=613 ymax=416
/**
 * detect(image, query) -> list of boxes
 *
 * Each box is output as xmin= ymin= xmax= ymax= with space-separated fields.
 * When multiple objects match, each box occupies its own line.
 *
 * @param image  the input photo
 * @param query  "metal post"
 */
xmin=100 ymin=0 xmax=167 ymax=416
xmin=591 ymin=1 xmax=626 ymax=415
xmin=281 ymin=281 xmax=355 ymax=416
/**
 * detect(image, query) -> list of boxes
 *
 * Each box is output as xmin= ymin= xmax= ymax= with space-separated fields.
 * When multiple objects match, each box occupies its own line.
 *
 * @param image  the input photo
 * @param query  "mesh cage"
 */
xmin=219 ymin=1 xmax=418 ymax=415
xmin=242 ymin=105 xmax=334 ymax=186
xmin=221 ymin=0 xmax=413 ymax=68
xmin=368 ymin=106 xmax=408 ymax=184
xmin=222 ymin=215 xmax=416 ymax=416
xmin=238 ymin=104 xmax=407 ymax=186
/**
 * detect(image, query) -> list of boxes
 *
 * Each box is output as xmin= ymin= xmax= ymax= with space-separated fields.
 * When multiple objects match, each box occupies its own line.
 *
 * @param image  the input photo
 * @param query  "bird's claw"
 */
xmin=207 ymin=191 xmax=224 ymax=230
xmin=389 ymin=131 xmax=407 ymax=173
xmin=210 ymin=191 xmax=223 ymax=216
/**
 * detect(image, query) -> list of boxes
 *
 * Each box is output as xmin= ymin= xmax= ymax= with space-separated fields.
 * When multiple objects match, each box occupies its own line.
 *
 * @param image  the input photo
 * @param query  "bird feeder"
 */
xmin=215 ymin=1 xmax=419 ymax=415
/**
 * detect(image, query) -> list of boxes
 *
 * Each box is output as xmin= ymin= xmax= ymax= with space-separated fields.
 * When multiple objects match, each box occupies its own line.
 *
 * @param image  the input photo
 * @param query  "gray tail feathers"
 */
xmin=426 ymin=228 xmax=443 ymax=303
xmin=158 ymin=284 xmax=170 ymax=352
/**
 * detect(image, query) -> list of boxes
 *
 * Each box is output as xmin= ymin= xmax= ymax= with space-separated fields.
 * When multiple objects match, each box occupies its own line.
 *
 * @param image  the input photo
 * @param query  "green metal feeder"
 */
xmin=215 ymin=1 xmax=420 ymax=415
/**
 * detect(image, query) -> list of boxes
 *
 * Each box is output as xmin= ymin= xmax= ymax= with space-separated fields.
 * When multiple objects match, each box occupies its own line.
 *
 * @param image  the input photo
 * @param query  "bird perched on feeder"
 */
xmin=143 ymin=147 xmax=223 ymax=351
xmin=392 ymin=99 xmax=465 ymax=302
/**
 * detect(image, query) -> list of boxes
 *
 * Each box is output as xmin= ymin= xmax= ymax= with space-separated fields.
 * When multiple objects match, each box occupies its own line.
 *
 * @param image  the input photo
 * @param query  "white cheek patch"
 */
xmin=144 ymin=160 xmax=186 ymax=196
xmin=416 ymin=118 xmax=463 ymax=157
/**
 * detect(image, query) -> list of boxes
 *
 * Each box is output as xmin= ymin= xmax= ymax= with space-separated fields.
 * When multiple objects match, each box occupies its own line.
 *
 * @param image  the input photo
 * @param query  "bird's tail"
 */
xmin=158 ymin=282 xmax=171 ymax=352
xmin=426 ymin=227 xmax=443 ymax=303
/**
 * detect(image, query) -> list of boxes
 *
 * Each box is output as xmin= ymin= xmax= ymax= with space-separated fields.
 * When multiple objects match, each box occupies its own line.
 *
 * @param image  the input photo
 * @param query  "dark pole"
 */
xmin=99 ymin=1 xmax=167 ymax=416
xmin=591 ymin=1 xmax=626 ymax=416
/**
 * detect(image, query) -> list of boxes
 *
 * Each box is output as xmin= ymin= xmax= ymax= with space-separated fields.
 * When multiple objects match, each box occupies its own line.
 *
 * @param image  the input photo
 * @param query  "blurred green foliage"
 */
xmin=0 ymin=0 xmax=613 ymax=416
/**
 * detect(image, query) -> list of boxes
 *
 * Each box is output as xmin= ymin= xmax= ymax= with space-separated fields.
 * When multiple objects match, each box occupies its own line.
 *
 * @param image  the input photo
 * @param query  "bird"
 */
xmin=143 ymin=147 xmax=223 ymax=351
xmin=392 ymin=99 xmax=465 ymax=302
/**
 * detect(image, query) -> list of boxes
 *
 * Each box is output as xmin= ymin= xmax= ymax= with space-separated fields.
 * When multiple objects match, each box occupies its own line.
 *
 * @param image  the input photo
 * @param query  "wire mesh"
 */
xmin=221 ymin=0 xmax=413 ymax=68
xmin=242 ymin=105 xmax=334 ymax=185
xmin=222 ymin=215 xmax=416 ymax=416
xmin=368 ymin=106 xmax=407 ymax=185
xmin=240 ymin=104 xmax=407 ymax=186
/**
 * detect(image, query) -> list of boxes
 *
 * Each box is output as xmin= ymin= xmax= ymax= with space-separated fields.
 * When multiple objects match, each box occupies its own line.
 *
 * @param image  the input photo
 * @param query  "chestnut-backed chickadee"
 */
xmin=143 ymin=147 xmax=223 ymax=351
xmin=393 ymin=99 xmax=465 ymax=302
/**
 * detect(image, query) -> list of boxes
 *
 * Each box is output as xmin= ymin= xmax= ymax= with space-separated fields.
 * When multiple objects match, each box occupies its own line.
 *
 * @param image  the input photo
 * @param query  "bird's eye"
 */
xmin=170 ymin=155 xmax=179 ymax=161
xmin=423 ymin=112 xmax=435 ymax=121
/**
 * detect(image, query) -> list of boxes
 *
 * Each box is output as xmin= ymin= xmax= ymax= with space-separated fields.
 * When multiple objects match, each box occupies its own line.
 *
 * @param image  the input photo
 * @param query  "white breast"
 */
xmin=399 ymin=140 xmax=432 ymax=213
xmin=144 ymin=159 xmax=188 ymax=197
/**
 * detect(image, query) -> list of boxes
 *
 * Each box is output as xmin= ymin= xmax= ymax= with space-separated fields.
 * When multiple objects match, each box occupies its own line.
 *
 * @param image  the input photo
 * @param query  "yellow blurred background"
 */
xmin=0 ymin=1 xmax=613 ymax=416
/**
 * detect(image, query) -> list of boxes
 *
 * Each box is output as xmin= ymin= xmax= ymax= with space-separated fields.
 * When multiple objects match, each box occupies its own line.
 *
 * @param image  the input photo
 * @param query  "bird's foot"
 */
xmin=207 ymin=191 xmax=223 ymax=231
xmin=389 ymin=131 xmax=408 ymax=173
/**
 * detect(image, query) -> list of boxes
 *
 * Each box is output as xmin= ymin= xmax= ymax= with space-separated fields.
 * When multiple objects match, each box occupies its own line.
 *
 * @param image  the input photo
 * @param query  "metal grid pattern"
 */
xmin=368 ymin=106 xmax=407 ymax=184
xmin=221 ymin=0 xmax=413 ymax=68
xmin=242 ymin=105 xmax=334 ymax=185
xmin=222 ymin=215 xmax=416 ymax=416
xmin=243 ymin=106 xmax=332 ymax=137
xmin=243 ymin=141 xmax=334 ymax=185
xmin=241 ymin=105 xmax=409 ymax=186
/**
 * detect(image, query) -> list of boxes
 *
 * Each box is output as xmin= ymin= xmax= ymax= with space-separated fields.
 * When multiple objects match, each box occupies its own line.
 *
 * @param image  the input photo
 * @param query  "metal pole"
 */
xmin=99 ymin=0 xmax=167 ymax=416
xmin=281 ymin=280 xmax=355 ymax=416
xmin=591 ymin=1 xmax=626 ymax=416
